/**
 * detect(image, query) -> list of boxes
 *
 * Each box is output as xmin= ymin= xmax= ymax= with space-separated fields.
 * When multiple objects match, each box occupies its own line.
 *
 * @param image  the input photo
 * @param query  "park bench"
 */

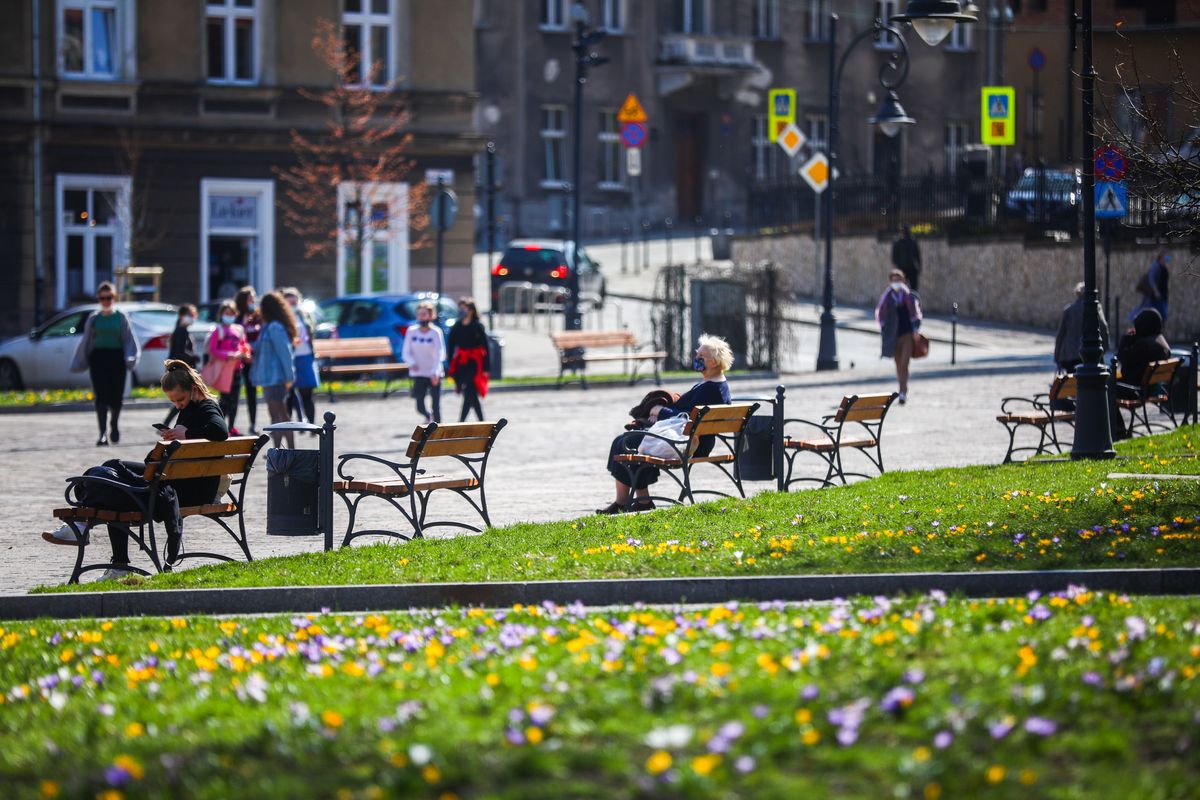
xmin=549 ymin=329 xmax=665 ymax=388
xmin=612 ymin=403 xmax=758 ymax=510
xmin=51 ymin=435 xmax=269 ymax=584
xmin=782 ymin=393 xmax=899 ymax=488
xmin=995 ymin=374 xmax=1077 ymax=463
xmin=314 ymin=336 xmax=408 ymax=399
xmin=333 ymin=419 xmax=507 ymax=545
xmin=1117 ymin=357 xmax=1182 ymax=436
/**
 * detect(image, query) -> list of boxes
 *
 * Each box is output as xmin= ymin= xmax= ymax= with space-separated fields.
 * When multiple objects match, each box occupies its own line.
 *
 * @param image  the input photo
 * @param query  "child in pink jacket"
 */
xmin=207 ymin=300 xmax=251 ymax=433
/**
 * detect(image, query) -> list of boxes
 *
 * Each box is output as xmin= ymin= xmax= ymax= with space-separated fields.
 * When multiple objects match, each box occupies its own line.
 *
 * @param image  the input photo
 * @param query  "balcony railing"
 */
xmin=658 ymin=34 xmax=755 ymax=69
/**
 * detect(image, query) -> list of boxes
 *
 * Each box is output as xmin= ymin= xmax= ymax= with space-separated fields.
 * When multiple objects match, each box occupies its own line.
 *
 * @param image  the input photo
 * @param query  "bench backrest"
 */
xmin=550 ymin=330 xmax=637 ymax=350
xmin=1050 ymin=374 xmax=1078 ymax=402
xmin=143 ymin=436 xmax=266 ymax=482
xmin=313 ymin=337 xmax=394 ymax=359
xmin=405 ymin=420 xmax=508 ymax=461
xmin=1139 ymin=358 xmax=1181 ymax=388
xmin=682 ymin=403 xmax=757 ymax=439
xmin=832 ymin=393 xmax=897 ymax=424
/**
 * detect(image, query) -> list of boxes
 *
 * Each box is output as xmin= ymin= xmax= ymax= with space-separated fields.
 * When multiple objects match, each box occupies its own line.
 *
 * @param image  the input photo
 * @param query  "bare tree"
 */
xmin=276 ymin=18 xmax=429 ymax=288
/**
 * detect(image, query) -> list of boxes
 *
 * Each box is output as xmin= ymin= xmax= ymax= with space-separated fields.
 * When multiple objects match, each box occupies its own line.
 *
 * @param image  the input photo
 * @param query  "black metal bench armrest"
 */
xmin=63 ymin=475 xmax=150 ymax=511
xmin=782 ymin=417 xmax=837 ymax=439
xmin=999 ymin=394 xmax=1050 ymax=414
xmin=336 ymin=453 xmax=422 ymax=482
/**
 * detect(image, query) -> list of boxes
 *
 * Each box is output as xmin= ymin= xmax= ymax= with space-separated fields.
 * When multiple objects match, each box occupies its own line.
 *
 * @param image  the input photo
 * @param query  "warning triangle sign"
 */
xmin=1097 ymin=184 xmax=1125 ymax=213
xmin=989 ymin=96 xmax=1008 ymax=117
xmin=617 ymin=93 xmax=647 ymax=123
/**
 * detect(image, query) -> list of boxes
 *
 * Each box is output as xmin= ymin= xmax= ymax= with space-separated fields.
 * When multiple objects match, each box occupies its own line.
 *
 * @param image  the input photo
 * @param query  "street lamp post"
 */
xmin=567 ymin=3 xmax=607 ymax=331
xmin=816 ymin=14 xmax=918 ymax=371
xmin=1068 ymin=0 xmax=1115 ymax=459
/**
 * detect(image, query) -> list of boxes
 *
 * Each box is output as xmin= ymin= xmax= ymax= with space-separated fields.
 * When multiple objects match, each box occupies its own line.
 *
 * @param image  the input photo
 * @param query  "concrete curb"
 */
xmin=4 ymin=568 xmax=1198 ymax=621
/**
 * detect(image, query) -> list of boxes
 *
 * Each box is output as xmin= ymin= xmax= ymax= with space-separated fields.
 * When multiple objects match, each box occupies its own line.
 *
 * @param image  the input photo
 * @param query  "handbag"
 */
xmin=912 ymin=332 xmax=930 ymax=359
xmin=202 ymin=357 xmax=238 ymax=394
xmin=637 ymin=414 xmax=695 ymax=460
xmin=1135 ymin=271 xmax=1153 ymax=296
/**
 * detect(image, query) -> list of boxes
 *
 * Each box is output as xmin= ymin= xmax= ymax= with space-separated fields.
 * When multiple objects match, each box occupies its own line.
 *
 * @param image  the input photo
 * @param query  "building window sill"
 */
xmin=598 ymin=182 xmax=628 ymax=192
xmin=540 ymin=180 xmax=570 ymax=191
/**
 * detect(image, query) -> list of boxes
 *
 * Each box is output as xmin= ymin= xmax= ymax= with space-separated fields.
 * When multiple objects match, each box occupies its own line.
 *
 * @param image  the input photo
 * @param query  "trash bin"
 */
xmin=488 ymin=332 xmax=505 ymax=381
xmin=265 ymin=448 xmax=321 ymax=536
xmin=710 ymin=228 xmax=734 ymax=261
xmin=738 ymin=415 xmax=775 ymax=481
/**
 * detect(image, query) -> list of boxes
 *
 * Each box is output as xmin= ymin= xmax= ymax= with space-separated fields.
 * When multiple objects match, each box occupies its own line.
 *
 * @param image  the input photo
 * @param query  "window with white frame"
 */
xmin=59 ymin=0 xmax=123 ymax=79
xmin=56 ymin=175 xmax=130 ymax=307
xmin=342 ymin=0 xmax=395 ymax=88
xmin=807 ymin=113 xmax=829 ymax=153
xmin=944 ymin=120 xmax=970 ymax=175
xmin=541 ymin=0 xmax=567 ymax=30
xmin=945 ymin=18 xmax=971 ymax=50
xmin=807 ymin=0 xmax=831 ymax=41
xmin=206 ymin=0 xmax=258 ymax=84
xmin=752 ymin=116 xmax=785 ymax=181
xmin=600 ymin=0 xmax=624 ymax=32
xmin=673 ymin=0 xmax=710 ymax=34
xmin=337 ymin=182 xmax=409 ymax=295
xmin=541 ymin=105 xmax=567 ymax=187
xmin=755 ymin=0 xmax=780 ymax=38
xmin=874 ymin=0 xmax=899 ymax=49
xmin=597 ymin=110 xmax=624 ymax=188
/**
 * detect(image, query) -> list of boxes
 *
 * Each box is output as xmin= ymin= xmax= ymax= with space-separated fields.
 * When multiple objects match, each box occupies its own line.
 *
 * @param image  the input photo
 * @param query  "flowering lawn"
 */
xmin=1 ymin=588 xmax=1197 ymax=798
xmin=40 ymin=428 xmax=1200 ymax=594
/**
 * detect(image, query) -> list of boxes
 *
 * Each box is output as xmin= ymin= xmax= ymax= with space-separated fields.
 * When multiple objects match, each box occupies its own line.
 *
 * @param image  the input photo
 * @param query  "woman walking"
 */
xmin=251 ymin=291 xmax=297 ymax=449
xmin=447 ymin=297 xmax=490 ymax=422
xmin=70 ymin=282 xmax=140 ymax=446
xmin=206 ymin=300 xmax=250 ymax=432
xmin=235 ymin=286 xmax=262 ymax=434
xmin=282 ymin=287 xmax=320 ymax=425
xmin=168 ymin=304 xmax=199 ymax=368
xmin=875 ymin=269 xmax=923 ymax=405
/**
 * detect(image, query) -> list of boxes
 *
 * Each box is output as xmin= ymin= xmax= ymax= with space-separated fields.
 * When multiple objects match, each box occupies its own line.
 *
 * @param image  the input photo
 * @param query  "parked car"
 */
xmin=1005 ymin=167 xmax=1082 ymax=234
xmin=197 ymin=298 xmax=337 ymax=338
xmin=0 ymin=303 xmax=217 ymax=390
xmin=318 ymin=293 xmax=458 ymax=361
xmin=490 ymin=239 xmax=606 ymax=311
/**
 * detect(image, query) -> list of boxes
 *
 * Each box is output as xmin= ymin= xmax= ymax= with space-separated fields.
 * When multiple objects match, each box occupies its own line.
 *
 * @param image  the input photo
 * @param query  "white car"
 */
xmin=0 ymin=303 xmax=217 ymax=390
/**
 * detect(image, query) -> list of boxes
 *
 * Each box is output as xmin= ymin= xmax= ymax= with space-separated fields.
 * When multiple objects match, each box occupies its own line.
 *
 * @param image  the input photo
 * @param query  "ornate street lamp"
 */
xmin=891 ymin=0 xmax=978 ymax=46
xmin=869 ymin=90 xmax=916 ymax=139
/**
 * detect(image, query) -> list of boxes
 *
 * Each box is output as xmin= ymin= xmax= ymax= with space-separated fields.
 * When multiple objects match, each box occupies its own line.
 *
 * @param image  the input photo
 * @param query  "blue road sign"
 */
xmin=1029 ymin=47 xmax=1045 ymax=72
xmin=1094 ymin=181 xmax=1128 ymax=219
xmin=620 ymin=121 xmax=647 ymax=149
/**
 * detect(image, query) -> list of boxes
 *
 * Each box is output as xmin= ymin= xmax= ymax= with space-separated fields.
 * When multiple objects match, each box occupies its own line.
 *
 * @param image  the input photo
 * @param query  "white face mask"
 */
xmin=890 ymin=281 xmax=905 ymax=292
xmin=221 ymin=314 xmax=237 ymax=325
xmin=180 ymin=316 xmax=194 ymax=326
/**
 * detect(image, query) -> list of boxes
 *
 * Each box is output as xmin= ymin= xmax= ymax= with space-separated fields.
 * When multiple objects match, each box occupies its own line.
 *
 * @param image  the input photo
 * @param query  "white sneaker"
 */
xmin=98 ymin=567 xmax=131 ymax=582
xmin=42 ymin=522 xmax=82 ymax=546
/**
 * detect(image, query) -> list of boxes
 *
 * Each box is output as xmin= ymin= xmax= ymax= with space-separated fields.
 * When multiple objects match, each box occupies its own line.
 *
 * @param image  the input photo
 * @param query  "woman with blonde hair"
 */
xmin=42 ymin=359 xmax=230 ymax=579
xmin=597 ymin=334 xmax=734 ymax=515
xmin=875 ymin=269 xmax=923 ymax=404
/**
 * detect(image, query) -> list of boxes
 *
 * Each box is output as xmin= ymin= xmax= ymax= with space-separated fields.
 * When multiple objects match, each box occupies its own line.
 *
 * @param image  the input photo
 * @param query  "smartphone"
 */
xmin=152 ymin=423 xmax=170 ymax=431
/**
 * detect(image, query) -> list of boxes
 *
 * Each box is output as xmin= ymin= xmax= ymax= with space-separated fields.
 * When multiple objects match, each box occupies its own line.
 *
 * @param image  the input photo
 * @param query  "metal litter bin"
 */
xmin=488 ymin=331 xmax=505 ymax=381
xmin=710 ymin=228 xmax=734 ymax=260
xmin=263 ymin=412 xmax=338 ymax=550
xmin=732 ymin=386 xmax=786 ymax=489
xmin=265 ymin=448 xmax=320 ymax=535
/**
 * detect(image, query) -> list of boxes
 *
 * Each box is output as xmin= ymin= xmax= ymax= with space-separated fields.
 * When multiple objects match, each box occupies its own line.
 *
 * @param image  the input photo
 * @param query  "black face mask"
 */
xmin=419 ymin=319 xmax=431 ymax=328
xmin=692 ymin=357 xmax=705 ymax=372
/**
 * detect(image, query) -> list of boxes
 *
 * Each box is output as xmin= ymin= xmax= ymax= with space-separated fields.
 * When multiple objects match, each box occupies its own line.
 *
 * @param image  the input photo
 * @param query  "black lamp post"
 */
xmin=566 ymin=3 xmax=607 ymax=331
xmin=815 ymin=14 xmax=919 ymax=371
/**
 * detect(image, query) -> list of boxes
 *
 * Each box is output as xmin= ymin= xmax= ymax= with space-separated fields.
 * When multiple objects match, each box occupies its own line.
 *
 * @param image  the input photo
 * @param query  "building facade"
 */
xmin=0 ymin=0 xmax=480 ymax=334
xmin=474 ymin=0 xmax=996 ymax=241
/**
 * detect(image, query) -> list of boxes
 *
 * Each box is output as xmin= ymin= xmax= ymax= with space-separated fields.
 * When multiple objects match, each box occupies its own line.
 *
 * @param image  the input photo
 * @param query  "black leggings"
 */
xmin=413 ymin=377 xmax=441 ymax=423
xmin=95 ymin=460 xmax=183 ymax=565
xmin=219 ymin=368 xmax=242 ymax=430
xmin=88 ymin=349 xmax=126 ymax=435
xmin=288 ymin=387 xmax=316 ymax=424
xmin=460 ymin=384 xmax=484 ymax=422
xmin=242 ymin=367 xmax=258 ymax=430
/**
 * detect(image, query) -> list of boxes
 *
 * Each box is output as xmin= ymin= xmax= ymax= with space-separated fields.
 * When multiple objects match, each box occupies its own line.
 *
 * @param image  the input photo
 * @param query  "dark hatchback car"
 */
xmin=490 ymin=239 xmax=606 ymax=311
xmin=1005 ymin=167 xmax=1082 ymax=234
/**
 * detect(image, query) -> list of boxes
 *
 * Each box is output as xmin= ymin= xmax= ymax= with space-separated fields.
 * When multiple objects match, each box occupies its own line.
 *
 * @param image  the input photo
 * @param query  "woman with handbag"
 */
xmin=70 ymin=282 xmax=140 ymax=446
xmin=206 ymin=300 xmax=250 ymax=433
xmin=595 ymin=334 xmax=733 ymax=515
xmin=875 ymin=269 xmax=924 ymax=405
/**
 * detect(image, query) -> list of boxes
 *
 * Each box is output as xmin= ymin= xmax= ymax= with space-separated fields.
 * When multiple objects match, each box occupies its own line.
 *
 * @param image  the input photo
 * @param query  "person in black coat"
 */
xmin=890 ymin=226 xmax=922 ymax=291
xmin=447 ymin=298 xmax=491 ymax=421
xmin=596 ymin=335 xmax=734 ymax=515
xmin=168 ymin=304 xmax=199 ymax=368
xmin=42 ymin=360 xmax=230 ymax=579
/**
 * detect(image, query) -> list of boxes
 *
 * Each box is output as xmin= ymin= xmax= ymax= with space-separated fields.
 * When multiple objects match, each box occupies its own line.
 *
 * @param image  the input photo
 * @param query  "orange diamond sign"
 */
xmin=800 ymin=153 xmax=829 ymax=193
xmin=777 ymin=123 xmax=806 ymax=158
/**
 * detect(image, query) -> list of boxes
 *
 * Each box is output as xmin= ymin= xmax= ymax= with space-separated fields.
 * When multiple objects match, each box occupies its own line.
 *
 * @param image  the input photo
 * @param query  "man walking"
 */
xmin=891 ymin=225 xmax=922 ymax=292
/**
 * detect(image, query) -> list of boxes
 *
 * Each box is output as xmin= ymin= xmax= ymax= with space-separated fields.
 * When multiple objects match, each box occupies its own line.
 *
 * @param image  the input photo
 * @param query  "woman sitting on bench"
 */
xmin=596 ymin=334 xmax=733 ymax=515
xmin=42 ymin=360 xmax=229 ymax=580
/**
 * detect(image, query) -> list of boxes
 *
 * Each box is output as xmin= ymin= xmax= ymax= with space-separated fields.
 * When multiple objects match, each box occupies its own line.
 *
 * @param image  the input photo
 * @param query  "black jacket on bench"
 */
xmin=158 ymin=397 xmax=229 ymax=506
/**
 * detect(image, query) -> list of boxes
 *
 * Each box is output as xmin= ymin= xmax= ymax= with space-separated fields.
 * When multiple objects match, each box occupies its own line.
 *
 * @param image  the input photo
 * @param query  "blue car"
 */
xmin=319 ymin=293 xmax=459 ymax=360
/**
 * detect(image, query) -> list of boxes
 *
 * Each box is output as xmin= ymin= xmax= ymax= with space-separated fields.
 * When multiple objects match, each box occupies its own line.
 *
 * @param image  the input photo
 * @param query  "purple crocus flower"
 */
xmin=1024 ymin=717 xmax=1057 ymax=736
xmin=105 ymin=765 xmax=132 ymax=787
xmin=933 ymin=730 xmax=953 ymax=749
xmin=989 ymin=719 xmax=1014 ymax=739
xmin=880 ymin=686 xmax=915 ymax=714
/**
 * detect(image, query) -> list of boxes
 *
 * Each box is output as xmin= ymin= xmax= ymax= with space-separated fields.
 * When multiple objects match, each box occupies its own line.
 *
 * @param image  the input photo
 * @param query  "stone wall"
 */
xmin=733 ymin=233 xmax=1199 ymax=342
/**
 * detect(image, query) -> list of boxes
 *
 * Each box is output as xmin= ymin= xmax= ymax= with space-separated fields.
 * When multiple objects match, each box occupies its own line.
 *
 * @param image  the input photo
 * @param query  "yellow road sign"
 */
xmin=768 ymin=88 xmax=796 ymax=143
xmin=617 ymin=93 xmax=647 ymax=123
xmin=981 ymin=86 xmax=1016 ymax=146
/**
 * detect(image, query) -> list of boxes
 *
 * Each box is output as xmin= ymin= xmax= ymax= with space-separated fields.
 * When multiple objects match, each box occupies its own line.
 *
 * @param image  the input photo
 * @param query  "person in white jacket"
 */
xmin=401 ymin=301 xmax=446 ymax=424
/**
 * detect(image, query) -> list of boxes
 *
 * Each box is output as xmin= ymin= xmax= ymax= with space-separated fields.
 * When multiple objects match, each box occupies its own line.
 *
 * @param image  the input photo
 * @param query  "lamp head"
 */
xmin=891 ymin=0 xmax=976 ymax=46
xmin=569 ymin=2 xmax=590 ymax=25
xmin=869 ymin=91 xmax=915 ymax=138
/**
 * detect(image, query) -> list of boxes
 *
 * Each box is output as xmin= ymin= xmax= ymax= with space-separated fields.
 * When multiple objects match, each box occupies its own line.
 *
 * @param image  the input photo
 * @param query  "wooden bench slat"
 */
xmin=568 ymin=353 xmax=662 ymax=362
xmin=146 ymin=436 xmax=259 ymax=463
xmin=334 ymin=475 xmax=480 ymax=496
xmin=784 ymin=436 xmax=877 ymax=452
xmin=158 ymin=455 xmax=251 ymax=480
xmin=407 ymin=437 xmax=493 ymax=459
xmin=689 ymin=419 xmax=752 ymax=436
xmin=613 ymin=453 xmax=736 ymax=467
xmin=416 ymin=422 xmax=498 ymax=440
xmin=323 ymin=363 xmax=409 ymax=374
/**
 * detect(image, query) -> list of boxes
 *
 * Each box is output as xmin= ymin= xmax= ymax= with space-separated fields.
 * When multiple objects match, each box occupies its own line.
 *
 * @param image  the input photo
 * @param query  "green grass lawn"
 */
xmin=39 ymin=428 xmax=1200 ymax=594
xmin=1 ymin=590 xmax=1197 ymax=798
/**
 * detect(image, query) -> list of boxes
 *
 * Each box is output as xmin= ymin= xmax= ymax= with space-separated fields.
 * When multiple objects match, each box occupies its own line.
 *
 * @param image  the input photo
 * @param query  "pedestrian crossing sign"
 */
xmin=768 ymin=88 xmax=796 ymax=142
xmin=1095 ymin=181 xmax=1128 ymax=219
xmin=980 ymin=86 xmax=1016 ymax=145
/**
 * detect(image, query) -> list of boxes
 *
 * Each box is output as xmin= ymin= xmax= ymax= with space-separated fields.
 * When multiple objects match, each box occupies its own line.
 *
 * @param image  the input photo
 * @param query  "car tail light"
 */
xmin=143 ymin=334 xmax=170 ymax=350
xmin=395 ymin=324 xmax=408 ymax=337
xmin=550 ymin=264 xmax=568 ymax=280
xmin=491 ymin=264 xmax=509 ymax=277
xmin=523 ymin=245 xmax=542 ymax=251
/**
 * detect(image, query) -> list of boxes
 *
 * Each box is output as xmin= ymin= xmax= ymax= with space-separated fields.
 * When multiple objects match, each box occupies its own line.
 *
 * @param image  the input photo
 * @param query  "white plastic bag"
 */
xmin=637 ymin=414 xmax=692 ymax=460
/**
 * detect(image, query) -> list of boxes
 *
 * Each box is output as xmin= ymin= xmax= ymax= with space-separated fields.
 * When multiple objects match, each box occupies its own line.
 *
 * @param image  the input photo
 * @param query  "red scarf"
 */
xmin=448 ymin=346 xmax=489 ymax=397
